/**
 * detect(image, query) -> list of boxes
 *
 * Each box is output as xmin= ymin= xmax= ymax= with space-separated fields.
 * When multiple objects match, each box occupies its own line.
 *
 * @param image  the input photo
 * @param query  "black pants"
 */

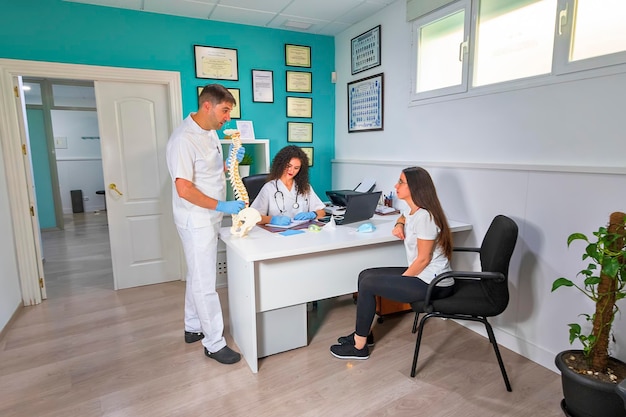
xmin=355 ymin=267 xmax=454 ymax=337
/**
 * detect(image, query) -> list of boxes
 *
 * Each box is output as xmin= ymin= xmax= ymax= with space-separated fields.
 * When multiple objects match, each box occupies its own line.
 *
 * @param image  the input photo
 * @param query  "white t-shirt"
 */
xmin=166 ymin=114 xmax=226 ymax=229
xmin=251 ymin=179 xmax=325 ymax=218
xmin=403 ymin=208 xmax=453 ymax=286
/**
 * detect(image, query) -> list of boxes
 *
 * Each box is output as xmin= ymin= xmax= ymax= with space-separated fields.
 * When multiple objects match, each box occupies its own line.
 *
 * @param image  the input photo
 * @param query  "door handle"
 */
xmin=109 ymin=183 xmax=123 ymax=196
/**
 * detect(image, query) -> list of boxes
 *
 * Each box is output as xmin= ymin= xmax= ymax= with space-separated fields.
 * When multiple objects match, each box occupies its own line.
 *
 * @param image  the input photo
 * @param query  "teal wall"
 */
xmin=1 ymin=0 xmax=335 ymax=198
xmin=27 ymin=109 xmax=56 ymax=229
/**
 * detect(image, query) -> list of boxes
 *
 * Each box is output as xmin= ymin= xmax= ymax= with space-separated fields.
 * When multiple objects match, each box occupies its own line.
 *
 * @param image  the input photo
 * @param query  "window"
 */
xmin=473 ymin=0 xmax=556 ymax=86
xmin=411 ymin=0 xmax=626 ymax=102
xmin=412 ymin=1 xmax=470 ymax=99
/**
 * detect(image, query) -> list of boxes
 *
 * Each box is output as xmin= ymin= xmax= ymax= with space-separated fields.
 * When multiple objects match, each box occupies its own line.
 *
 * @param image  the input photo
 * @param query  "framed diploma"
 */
xmin=348 ymin=73 xmax=384 ymax=133
xmin=198 ymin=86 xmax=241 ymax=118
xmin=300 ymin=147 xmax=314 ymax=167
xmin=351 ymin=25 xmax=381 ymax=75
xmin=286 ymin=96 xmax=312 ymax=118
xmin=286 ymin=71 xmax=312 ymax=93
xmin=285 ymin=44 xmax=311 ymax=68
xmin=287 ymin=122 xmax=313 ymax=143
xmin=194 ymin=45 xmax=239 ymax=80
xmin=251 ymin=69 xmax=274 ymax=103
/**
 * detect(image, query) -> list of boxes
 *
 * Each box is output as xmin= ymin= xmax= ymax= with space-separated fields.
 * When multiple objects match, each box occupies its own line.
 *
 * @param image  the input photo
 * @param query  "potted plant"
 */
xmin=238 ymin=153 xmax=253 ymax=178
xmin=552 ymin=211 xmax=626 ymax=417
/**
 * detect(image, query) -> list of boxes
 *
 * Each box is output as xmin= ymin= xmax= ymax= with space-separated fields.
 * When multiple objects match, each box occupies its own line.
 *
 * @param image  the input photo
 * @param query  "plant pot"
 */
xmin=238 ymin=165 xmax=250 ymax=178
xmin=555 ymin=350 xmax=626 ymax=417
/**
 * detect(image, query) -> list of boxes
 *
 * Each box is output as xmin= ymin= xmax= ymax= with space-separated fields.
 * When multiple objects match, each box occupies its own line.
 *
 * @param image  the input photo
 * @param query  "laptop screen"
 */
xmin=337 ymin=191 xmax=382 ymax=225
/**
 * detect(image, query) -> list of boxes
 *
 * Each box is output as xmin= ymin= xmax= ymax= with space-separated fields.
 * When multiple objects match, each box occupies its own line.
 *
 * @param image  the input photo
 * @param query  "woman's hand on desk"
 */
xmin=392 ymin=221 xmax=405 ymax=240
xmin=270 ymin=215 xmax=291 ymax=226
xmin=294 ymin=211 xmax=317 ymax=221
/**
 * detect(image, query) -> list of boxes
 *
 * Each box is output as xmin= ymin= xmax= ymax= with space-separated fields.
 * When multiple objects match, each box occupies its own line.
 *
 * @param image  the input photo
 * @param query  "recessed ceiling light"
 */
xmin=284 ymin=20 xmax=312 ymax=30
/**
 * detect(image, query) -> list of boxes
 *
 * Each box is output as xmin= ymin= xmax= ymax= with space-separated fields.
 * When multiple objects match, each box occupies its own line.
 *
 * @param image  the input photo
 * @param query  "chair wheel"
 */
xmin=377 ymin=316 xmax=384 ymax=324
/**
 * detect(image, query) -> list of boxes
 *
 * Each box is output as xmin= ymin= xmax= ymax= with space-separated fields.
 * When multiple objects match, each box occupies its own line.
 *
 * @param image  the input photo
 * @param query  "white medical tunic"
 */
xmin=251 ymin=179 xmax=325 ymax=218
xmin=166 ymin=114 xmax=225 ymax=229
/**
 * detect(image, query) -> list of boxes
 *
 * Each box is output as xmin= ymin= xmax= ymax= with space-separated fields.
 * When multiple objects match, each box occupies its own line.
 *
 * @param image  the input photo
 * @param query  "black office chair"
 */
xmin=242 ymin=173 xmax=268 ymax=203
xmin=409 ymin=215 xmax=518 ymax=392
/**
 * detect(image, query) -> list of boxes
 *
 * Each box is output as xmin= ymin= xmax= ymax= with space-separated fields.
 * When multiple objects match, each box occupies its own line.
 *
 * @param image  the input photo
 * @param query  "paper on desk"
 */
xmin=355 ymin=178 xmax=376 ymax=192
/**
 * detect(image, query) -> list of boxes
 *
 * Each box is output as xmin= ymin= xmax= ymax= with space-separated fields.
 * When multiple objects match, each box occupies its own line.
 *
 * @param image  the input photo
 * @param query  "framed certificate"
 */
xmin=287 ymin=122 xmax=313 ymax=143
xmin=194 ymin=45 xmax=238 ymax=80
xmin=285 ymin=44 xmax=311 ymax=68
xmin=300 ymin=147 xmax=314 ymax=167
xmin=351 ymin=25 xmax=381 ymax=75
xmin=286 ymin=97 xmax=312 ymax=118
xmin=251 ymin=69 xmax=274 ymax=103
xmin=348 ymin=73 xmax=383 ymax=133
xmin=198 ymin=86 xmax=241 ymax=118
xmin=286 ymin=71 xmax=312 ymax=93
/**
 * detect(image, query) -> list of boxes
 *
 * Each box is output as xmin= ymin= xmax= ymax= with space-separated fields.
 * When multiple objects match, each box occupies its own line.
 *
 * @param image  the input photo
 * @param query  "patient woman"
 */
xmin=330 ymin=166 xmax=454 ymax=360
xmin=250 ymin=145 xmax=326 ymax=225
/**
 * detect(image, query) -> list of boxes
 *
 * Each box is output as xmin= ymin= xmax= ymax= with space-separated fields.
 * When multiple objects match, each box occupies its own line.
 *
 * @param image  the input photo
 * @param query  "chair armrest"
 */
xmin=453 ymin=247 xmax=480 ymax=253
xmin=422 ymin=270 xmax=506 ymax=311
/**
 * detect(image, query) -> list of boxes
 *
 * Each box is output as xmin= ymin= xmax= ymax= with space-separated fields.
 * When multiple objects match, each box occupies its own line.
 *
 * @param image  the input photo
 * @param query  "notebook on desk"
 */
xmin=321 ymin=191 xmax=382 ymax=225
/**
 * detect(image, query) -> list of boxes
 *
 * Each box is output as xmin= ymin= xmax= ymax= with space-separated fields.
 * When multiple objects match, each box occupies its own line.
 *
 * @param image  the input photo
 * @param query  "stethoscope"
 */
xmin=273 ymin=180 xmax=308 ymax=214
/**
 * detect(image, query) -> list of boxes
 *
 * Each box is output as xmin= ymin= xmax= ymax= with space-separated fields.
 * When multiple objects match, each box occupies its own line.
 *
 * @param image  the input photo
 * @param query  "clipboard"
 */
xmin=258 ymin=220 xmax=325 ymax=233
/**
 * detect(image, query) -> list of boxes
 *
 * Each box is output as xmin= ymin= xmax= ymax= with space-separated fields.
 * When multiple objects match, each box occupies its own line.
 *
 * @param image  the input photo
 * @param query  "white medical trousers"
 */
xmin=177 ymin=221 xmax=226 ymax=353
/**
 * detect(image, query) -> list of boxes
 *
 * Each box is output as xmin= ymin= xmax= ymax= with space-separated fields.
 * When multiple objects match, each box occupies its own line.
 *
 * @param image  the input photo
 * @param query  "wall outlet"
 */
xmin=83 ymin=197 xmax=89 ymax=201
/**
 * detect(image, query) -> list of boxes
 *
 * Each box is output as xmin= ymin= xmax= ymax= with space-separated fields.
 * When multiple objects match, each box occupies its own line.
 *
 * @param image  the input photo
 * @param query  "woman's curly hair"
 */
xmin=268 ymin=145 xmax=311 ymax=194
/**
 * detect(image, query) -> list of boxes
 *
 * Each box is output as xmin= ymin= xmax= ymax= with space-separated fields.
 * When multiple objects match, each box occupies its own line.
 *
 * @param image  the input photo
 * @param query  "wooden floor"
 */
xmin=0 ymin=212 xmax=564 ymax=417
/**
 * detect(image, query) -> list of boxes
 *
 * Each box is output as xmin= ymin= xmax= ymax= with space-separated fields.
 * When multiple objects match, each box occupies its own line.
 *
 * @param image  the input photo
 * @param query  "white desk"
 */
xmin=219 ymin=217 xmax=471 ymax=373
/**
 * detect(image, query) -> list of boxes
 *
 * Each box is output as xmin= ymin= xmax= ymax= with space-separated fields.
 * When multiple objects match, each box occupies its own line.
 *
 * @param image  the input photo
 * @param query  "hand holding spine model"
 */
xmin=225 ymin=129 xmax=260 ymax=237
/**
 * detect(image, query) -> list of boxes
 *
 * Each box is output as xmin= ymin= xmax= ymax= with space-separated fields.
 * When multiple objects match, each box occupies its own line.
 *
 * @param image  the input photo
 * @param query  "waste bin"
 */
xmin=70 ymin=189 xmax=84 ymax=213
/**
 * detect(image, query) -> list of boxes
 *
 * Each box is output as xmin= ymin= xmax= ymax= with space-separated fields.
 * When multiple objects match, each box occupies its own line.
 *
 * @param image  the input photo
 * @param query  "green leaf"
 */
xmin=552 ymin=278 xmax=574 ymax=291
xmin=567 ymin=233 xmax=588 ymax=246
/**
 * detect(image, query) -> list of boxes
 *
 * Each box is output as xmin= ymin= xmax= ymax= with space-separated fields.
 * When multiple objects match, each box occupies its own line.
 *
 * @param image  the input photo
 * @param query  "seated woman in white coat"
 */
xmin=250 ymin=145 xmax=326 ymax=225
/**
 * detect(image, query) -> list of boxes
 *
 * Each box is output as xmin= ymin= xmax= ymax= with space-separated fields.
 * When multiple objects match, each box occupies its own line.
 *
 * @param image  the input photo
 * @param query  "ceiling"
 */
xmin=65 ymin=0 xmax=396 ymax=36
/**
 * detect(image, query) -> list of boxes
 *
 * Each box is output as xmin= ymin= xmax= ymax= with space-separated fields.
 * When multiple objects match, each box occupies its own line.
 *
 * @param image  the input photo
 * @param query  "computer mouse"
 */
xmin=308 ymin=224 xmax=322 ymax=232
xmin=357 ymin=222 xmax=376 ymax=233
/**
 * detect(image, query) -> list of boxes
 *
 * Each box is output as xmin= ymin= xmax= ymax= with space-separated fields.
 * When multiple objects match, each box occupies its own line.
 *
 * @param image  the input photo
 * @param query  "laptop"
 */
xmin=322 ymin=191 xmax=382 ymax=225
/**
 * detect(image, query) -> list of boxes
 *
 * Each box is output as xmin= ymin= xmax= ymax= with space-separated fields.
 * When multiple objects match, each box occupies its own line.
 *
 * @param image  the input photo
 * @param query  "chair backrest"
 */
xmin=242 ymin=173 xmax=268 ymax=203
xmin=480 ymin=215 xmax=518 ymax=278
xmin=477 ymin=215 xmax=519 ymax=313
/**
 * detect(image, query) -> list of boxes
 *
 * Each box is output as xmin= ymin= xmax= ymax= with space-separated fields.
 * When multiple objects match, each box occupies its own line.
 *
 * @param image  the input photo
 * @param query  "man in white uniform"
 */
xmin=166 ymin=84 xmax=245 ymax=365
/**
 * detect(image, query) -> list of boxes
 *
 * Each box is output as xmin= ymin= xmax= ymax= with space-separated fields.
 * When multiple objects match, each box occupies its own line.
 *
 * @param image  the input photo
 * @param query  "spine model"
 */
xmin=225 ymin=130 xmax=250 ymax=205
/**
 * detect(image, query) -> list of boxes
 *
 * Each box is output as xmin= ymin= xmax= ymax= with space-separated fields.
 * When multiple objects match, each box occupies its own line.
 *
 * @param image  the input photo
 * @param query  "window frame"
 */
xmin=410 ymin=0 xmax=471 ymax=102
xmin=410 ymin=0 xmax=626 ymax=105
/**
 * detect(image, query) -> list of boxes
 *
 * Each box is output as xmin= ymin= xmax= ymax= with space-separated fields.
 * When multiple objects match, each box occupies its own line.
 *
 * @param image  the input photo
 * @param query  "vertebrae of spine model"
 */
xmin=225 ymin=130 xmax=250 ymax=204
xmin=224 ymin=129 xmax=260 ymax=237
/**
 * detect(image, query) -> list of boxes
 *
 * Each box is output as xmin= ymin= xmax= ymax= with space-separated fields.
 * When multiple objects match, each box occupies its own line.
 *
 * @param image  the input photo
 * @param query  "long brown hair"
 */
xmin=403 ymin=167 xmax=452 ymax=259
xmin=268 ymin=146 xmax=311 ymax=194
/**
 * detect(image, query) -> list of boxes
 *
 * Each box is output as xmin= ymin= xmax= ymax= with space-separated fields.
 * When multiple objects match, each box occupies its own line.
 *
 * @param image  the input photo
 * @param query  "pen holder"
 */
xmin=384 ymin=196 xmax=393 ymax=207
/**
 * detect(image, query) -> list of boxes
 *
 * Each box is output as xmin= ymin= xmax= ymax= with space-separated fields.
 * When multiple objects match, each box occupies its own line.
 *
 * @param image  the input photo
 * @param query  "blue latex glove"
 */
xmin=294 ymin=211 xmax=317 ymax=221
xmin=216 ymin=200 xmax=245 ymax=214
xmin=269 ymin=215 xmax=291 ymax=226
xmin=226 ymin=144 xmax=245 ymax=169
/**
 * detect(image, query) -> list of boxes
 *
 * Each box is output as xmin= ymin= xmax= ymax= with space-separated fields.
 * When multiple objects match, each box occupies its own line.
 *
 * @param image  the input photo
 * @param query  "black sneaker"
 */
xmin=204 ymin=346 xmax=241 ymax=364
xmin=337 ymin=331 xmax=375 ymax=347
xmin=184 ymin=331 xmax=204 ymax=343
xmin=330 ymin=343 xmax=369 ymax=360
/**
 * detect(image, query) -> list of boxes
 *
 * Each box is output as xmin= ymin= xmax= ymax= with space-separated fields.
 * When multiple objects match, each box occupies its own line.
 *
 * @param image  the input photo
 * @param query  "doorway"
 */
xmin=0 ymin=59 xmax=184 ymax=306
xmin=22 ymin=78 xmax=113 ymax=298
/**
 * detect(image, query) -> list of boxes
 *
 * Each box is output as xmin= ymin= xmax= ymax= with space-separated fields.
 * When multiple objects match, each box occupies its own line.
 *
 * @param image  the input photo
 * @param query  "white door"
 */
xmin=95 ymin=81 xmax=181 ymax=289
